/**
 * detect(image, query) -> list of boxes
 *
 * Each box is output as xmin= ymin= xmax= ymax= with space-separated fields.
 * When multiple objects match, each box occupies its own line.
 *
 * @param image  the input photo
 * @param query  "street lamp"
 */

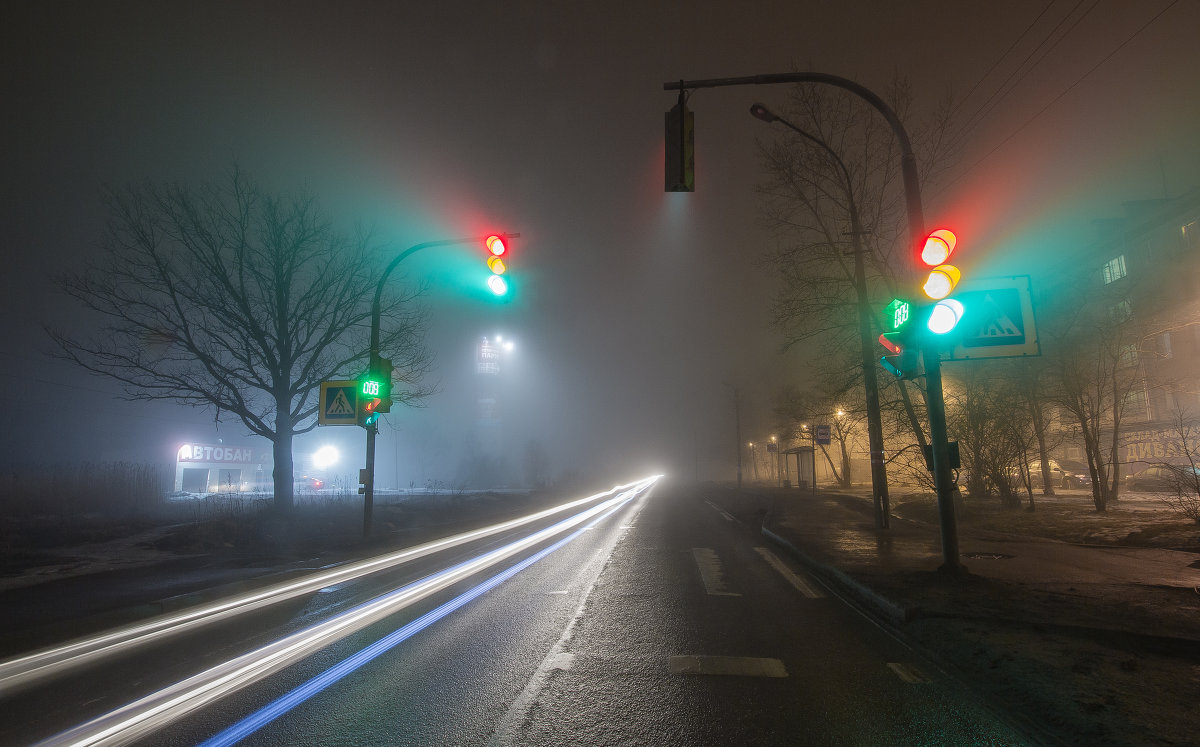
xmin=750 ymin=102 xmax=890 ymax=530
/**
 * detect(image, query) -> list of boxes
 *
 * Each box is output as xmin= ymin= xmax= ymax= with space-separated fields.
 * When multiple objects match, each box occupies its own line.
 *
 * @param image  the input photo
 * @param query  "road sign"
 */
xmin=943 ymin=275 xmax=1039 ymax=361
xmin=815 ymin=425 xmax=831 ymax=445
xmin=319 ymin=380 xmax=358 ymax=426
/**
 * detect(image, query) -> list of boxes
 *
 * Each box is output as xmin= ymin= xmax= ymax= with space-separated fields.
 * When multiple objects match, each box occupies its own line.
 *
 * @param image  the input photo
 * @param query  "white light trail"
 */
xmin=0 ymin=477 xmax=657 ymax=694
xmin=33 ymin=476 xmax=659 ymax=747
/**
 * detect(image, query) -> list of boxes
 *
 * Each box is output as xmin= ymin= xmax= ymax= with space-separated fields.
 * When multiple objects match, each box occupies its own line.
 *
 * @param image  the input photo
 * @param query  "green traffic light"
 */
xmin=928 ymin=299 xmax=965 ymax=335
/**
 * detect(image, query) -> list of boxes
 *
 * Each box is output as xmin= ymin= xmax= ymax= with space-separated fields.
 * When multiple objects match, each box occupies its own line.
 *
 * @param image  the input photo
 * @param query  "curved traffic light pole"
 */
xmin=666 ymin=73 xmax=963 ymax=574
xmin=362 ymin=233 xmax=519 ymax=538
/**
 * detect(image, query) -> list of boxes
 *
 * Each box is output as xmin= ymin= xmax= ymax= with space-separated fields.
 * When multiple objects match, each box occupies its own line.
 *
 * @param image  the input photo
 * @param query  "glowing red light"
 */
xmin=486 ymin=235 xmax=506 ymax=257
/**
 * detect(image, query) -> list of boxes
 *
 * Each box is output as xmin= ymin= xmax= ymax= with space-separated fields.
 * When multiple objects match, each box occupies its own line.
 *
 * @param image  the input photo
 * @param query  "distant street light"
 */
xmin=312 ymin=445 xmax=340 ymax=470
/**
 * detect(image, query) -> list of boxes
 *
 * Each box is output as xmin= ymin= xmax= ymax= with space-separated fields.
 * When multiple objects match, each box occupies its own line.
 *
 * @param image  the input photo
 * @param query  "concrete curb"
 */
xmin=761 ymin=525 xmax=916 ymax=626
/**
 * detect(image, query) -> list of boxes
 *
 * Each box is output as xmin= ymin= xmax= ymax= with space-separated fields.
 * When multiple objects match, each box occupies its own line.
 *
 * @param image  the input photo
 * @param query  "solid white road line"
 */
xmin=691 ymin=548 xmax=741 ymax=596
xmin=753 ymin=547 xmax=826 ymax=599
xmin=704 ymin=500 xmax=735 ymax=522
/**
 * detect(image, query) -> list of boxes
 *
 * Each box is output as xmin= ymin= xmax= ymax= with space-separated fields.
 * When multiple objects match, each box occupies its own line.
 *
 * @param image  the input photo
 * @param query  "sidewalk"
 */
xmin=756 ymin=487 xmax=1200 ymax=639
xmin=750 ymin=487 xmax=1200 ymax=746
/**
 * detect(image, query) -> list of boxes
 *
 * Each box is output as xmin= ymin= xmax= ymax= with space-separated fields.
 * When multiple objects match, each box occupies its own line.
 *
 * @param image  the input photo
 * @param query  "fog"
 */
xmin=4 ymin=1 xmax=1199 ymax=490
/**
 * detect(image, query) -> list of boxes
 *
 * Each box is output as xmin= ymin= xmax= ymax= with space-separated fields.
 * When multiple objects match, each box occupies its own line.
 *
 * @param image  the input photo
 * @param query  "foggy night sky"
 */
xmin=3 ymin=1 xmax=1198 ymax=487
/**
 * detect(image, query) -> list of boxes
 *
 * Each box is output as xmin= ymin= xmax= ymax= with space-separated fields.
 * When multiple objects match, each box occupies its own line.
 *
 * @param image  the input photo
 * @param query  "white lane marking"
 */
xmin=546 ymin=590 xmax=569 ymax=595
xmin=669 ymin=655 xmax=788 ymax=678
xmin=691 ymin=548 xmax=741 ymax=596
xmin=887 ymin=662 xmax=932 ymax=683
xmin=488 ymin=485 xmax=655 ymax=747
xmin=705 ymin=500 xmax=735 ymax=522
xmin=753 ymin=547 xmax=826 ymax=599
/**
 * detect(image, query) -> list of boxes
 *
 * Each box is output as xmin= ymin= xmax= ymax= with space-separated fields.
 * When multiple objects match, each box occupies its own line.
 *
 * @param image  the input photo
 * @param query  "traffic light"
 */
xmin=485 ymin=234 xmax=509 ymax=296
xmin=357 ymin=357 xmax=391 ymax=427
xmin=919 ymin=228 xmax=966 ymax=335
xmin=665 ymin=92 xmax=694 ymax=192
xmin=878 ymin=298 xmax=919 ymax=379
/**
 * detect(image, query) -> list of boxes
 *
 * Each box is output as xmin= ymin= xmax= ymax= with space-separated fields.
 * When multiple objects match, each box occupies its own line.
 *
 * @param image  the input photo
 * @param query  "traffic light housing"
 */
xmin=485 ymin=234 xmax=509 ymax=296
xmin=879 ymin=298 xmax=919 ymax=379
xmin=357 ymin=356 xmax=391 ymax=427
xmin=918 ymin=228 xmax=966 ymax=335
xmin=665 ymin=92 xmax=695 ymax=192
xmin=879 ymin=331 xmax=919 ymax=379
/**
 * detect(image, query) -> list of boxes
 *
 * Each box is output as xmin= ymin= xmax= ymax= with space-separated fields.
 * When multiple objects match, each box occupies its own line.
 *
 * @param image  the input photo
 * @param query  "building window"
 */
xmin=1101 ymin=255 xmax=1127 ymax=284
xmin=1158 ymin=332 xmax=1173 ymax=359
xmin=1109 ymin=299 xmax=1132 ymax=324
xmin=1118 ymin=343 xmax=1138 ymax=368
xmin=1123 ymin=388 xmax=1147 ymax=418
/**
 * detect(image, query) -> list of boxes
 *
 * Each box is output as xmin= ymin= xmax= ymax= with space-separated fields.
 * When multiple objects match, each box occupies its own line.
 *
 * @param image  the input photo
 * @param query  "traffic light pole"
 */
xmin=666 ymin=72 xmax=962 ymax=571
xmin=362 ymin=233 xmax=519 ymax=539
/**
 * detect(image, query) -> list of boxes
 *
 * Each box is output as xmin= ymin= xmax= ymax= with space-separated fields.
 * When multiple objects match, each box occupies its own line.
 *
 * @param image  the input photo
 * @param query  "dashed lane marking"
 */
xmin=754 ymin=547 xmax=826 ymax=598
xmin=691 ymin=548 xmax=741 ymax=596
xmin=705 ymin=500 xmax=736 ymax=522
xmin=887 ymin=662 xmax=933 ymax=684
xmin=669 ymin=655 xmax=788 ymax=678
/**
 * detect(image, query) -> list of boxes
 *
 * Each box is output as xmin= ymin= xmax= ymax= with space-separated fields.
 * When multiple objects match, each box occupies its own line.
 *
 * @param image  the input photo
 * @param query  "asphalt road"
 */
xmin=4 ymin=480 xmax=1032 ymax=745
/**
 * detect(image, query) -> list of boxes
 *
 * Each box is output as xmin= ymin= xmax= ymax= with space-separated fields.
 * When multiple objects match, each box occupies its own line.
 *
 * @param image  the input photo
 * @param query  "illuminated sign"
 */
xmin=177 ymin=443 xmax=259 ymax=464
xmin=361 ymin=380 xmax=382 ymax=397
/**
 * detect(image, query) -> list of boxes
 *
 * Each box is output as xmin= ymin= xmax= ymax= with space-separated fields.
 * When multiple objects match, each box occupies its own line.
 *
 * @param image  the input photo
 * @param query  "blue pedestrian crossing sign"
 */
xmin=944 ymin=275 xmax=1040 ymax=361
xmin=319 ymin=380 xmax=358 ymax=425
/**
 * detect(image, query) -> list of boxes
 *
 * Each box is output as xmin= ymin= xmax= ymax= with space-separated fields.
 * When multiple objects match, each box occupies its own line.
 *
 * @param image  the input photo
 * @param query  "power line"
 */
xmin=936 ymin=0 xmax=1182 ymax=197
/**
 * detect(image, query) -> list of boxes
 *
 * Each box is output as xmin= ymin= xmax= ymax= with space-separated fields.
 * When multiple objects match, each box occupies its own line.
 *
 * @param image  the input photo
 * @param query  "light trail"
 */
xmin=0 ymin=477 xmax=655 ymax=694
xmin=198 ymin=490 xmax=641 ymax=747
xmin=35 ymin=477 xmax=659 ymax=747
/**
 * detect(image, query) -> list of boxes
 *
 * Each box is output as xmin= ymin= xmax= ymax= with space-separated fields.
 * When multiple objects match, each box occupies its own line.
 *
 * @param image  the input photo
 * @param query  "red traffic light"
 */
xmin=486 ymin=235 xmax=507 ymax=257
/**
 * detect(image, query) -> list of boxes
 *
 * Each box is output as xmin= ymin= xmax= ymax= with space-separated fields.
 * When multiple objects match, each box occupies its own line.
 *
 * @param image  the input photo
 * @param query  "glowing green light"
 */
xmin=928 ymin=298 xmax=965 ymax=334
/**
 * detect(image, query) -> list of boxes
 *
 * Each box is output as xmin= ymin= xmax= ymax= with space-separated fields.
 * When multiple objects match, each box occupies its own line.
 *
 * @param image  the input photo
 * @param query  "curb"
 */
xmin=761 ymin=525 xmax=916 ymax=626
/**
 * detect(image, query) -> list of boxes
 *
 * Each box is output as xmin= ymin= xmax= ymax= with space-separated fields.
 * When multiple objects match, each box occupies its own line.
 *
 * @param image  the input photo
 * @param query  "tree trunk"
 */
xmin=273 ymin=404 xmax=294 ymax=514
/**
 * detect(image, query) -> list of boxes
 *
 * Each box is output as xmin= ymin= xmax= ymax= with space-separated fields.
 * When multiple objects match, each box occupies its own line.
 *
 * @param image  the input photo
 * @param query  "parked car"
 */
xmin=1126 ymin=465 xmax=1200 ymax=492
xmin=1055 ymin=460 xmax=1093 ymax=488
xmin=1029 ymin=459 xmax=1092 ymax=489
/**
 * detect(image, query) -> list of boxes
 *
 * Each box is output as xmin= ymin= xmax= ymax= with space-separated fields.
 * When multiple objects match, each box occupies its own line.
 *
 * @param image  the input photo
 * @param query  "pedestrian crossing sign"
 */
xmin=319 ymin=380 xmax=358 ymax=425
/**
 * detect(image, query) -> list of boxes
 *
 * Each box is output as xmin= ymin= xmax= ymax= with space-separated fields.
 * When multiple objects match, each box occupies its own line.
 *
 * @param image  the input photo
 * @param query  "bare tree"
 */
xmin=756 ymin=79 xmax=955 ymax=486
xmin=1152 ymin=408 xmax=1200 ymax=523
xmin=1047 ymin=278 xmax=1147 ymax=512
xmin=48 ymin=170 xmax=432 ymax=512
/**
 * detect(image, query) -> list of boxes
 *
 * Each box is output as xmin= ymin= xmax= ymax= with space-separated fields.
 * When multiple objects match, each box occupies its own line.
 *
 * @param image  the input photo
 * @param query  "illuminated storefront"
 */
xmin=173 ymin=442 xmax=269 ymax=494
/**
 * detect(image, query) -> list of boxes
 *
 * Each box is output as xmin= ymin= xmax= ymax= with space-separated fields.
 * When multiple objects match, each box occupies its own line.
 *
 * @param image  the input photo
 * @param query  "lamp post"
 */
xmin=666 ymin=72 xmax=962 ymax=573
xmin=361 ymin=232 xmax=519 ymax=538
xmin=750 ymin=102 xmax=890 ymax=529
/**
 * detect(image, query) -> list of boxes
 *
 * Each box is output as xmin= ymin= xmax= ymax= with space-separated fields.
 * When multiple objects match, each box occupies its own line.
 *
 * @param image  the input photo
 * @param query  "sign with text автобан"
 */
xmin=942 ymin=275 xmax=1039 ymax=361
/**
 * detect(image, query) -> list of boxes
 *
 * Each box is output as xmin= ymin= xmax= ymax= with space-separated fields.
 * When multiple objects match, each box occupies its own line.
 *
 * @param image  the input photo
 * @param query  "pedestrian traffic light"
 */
xmin=919 ymin=228 xmax=966 ymax=335
xmin=879 ymin=331 xmax=919 ymax=379
xmin=357 ymin=359 xmax=390 ymax=427
xmin=665 ymin=91 xmax=695 ymax=192
xmin=879 ymin=297 xmax=919 ymax=378
xmin=485 ymin=234 xmax=509 ymax=296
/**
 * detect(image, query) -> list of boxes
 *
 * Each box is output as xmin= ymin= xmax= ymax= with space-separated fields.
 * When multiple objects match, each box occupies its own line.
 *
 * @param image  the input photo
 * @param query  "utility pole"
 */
xmin=723 ymin=381 xmax=743 ymax=489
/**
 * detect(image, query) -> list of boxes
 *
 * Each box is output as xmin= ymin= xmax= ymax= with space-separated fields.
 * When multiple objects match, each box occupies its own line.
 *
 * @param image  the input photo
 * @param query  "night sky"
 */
xmin=3 ymin=1 xmax=1198 ymax=487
